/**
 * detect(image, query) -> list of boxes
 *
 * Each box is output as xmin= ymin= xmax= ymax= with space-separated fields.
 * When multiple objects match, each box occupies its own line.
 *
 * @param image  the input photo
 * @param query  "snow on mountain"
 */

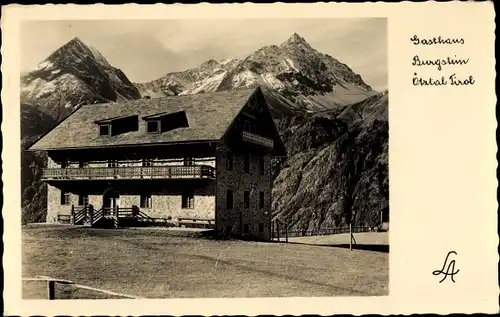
xmin=21 ymin=37 xmax=140 ymax=120
xmin=136 ymin=33 xmax=377 ymax=114
xmin=135 ymin=58 xmax=240 ymax=97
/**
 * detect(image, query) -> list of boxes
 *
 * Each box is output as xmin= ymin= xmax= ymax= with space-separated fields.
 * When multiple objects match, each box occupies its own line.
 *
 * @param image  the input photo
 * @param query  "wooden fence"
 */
xmin=271 ymin=222 xmax=375 ymax=242
xmin=22 ymin=276 xmax=144 ymax=300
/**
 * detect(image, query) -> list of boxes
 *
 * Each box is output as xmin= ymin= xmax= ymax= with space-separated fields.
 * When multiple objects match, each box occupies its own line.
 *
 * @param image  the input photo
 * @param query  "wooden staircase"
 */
xmin=64 ymin=204 xmax=211 ymax=229
xmin=68 ymin=204 xmax=156 ymax=228
xmin=70 ymin=205 xmax=89 ymax=226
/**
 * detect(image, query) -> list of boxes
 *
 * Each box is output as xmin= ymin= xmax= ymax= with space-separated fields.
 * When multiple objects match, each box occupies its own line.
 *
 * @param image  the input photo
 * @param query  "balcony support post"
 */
xmin=89 ymin=204 xmax=94 ymax=226
xmin=70 ymin=205 xmax=75 ymax=225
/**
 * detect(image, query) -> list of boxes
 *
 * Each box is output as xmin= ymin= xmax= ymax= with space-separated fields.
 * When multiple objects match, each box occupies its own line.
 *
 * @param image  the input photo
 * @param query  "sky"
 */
xmin=21 ymin=18 xmax=387 ymax=91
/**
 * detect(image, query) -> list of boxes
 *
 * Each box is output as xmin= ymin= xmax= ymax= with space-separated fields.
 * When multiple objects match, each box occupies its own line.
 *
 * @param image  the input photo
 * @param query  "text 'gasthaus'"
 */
xmin=410 ymin=35 xmax=474 ymax=87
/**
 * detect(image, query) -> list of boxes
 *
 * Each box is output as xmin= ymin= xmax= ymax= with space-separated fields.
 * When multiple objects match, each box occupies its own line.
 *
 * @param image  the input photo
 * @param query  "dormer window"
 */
xmin=95 ymin=115 xmax=139 ymax=137
xmin=147 ymin=120 xmax=160 ymax=134
xmin=143 ymin=110 xmax=189 ymax=134
xmin=99 ymin=124 xmax=111 ymax=136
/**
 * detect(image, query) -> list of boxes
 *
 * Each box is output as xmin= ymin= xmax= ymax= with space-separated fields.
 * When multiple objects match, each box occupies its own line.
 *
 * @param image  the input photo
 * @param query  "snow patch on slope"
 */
xmin=180 ymin=71 xmax=227 ymax=95
xmin=231 ymin=70 xmax=259 ymax=88
xmin=37 ymin=60 xmax=54 ymax=70
xmin=260 ymin=72 xmax=285 ymax=90
xmin=285 ymin=57 xmax=299 ymax=72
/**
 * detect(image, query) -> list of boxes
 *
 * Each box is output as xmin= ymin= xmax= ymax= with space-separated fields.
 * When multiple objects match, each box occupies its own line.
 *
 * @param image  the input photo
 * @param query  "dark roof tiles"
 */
xmin=29 ymin=88 xmax=258 ymax=150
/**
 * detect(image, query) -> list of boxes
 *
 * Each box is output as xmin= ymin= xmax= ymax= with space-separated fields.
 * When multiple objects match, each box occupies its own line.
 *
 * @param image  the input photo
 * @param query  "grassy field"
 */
xmin=22 ymin=225 xmax=388 ymax=299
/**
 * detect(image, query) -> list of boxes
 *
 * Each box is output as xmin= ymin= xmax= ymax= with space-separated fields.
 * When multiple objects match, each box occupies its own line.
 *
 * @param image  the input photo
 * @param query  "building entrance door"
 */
xmin=103 ymin=188 xmax=120 ymax=214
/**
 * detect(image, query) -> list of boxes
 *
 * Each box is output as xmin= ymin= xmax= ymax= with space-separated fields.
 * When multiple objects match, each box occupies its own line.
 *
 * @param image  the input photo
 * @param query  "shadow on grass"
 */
xmin=286 ymin=242 xmax=389 ymax=253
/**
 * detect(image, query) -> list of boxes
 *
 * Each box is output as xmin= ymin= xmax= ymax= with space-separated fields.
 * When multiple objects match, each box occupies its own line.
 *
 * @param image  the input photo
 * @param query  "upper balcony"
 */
xmin=42 ymin=165 xmax=216 ymax=181
xmin=242 ymin=131 xmax=274 ymax=149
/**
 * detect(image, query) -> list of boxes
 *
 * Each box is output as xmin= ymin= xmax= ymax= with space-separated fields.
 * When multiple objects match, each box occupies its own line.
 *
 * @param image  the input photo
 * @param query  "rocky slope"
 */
xmin=21 ymin=104 xmax=57 ymax=224
xmin=21 ymin=37 xmax=141 ymax=121
xmin=272 ymin=91 xmax=388 ymax=231
xmin=136 ymin=33 xmax=377 ymax=113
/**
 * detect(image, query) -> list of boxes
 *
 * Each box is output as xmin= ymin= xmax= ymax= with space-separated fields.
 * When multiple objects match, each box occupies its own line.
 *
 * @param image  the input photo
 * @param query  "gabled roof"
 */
xmin=29 ymin=88 xmax=259 ymax=150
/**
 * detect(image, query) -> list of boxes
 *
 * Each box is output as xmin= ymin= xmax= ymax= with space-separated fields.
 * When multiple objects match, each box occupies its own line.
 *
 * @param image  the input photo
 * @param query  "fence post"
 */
xmin=47 ymin=280 xmax=55 ymax=300
xmin=285 ymin=222 xmax=288 ymax=243
xmin=276 ymin=221 xmax=280 ymax=242
xmin=380 ymin=209 xmax=383 ymax=230
xmin=349 ymin=222 xmax=352 ymax=251
xmin=70 ymin=205 xmax=75 ymax=225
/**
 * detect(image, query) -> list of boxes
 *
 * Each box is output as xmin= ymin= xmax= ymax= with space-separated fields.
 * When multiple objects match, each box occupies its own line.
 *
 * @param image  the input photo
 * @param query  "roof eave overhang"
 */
xmin=27 ymin=139 xmax=221 ymax=152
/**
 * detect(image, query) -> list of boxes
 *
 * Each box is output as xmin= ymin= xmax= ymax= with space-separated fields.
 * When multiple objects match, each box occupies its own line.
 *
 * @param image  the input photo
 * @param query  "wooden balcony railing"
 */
xmin=42 ymin=165 xmax=216 ymax=181
xmin=242 ymin=131 xmax=274 ymax=149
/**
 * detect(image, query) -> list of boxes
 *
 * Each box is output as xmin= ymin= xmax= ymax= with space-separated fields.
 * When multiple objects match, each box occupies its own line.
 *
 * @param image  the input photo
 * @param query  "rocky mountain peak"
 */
xmin=282 ymin=32 xmax=312 ymax=48
xmin=68 ymin=36 xmax=85 ymax=46
xmin=21 ymin=36 xmax=140 ymax=120
xmin=201 ymin=58 xmax=219 ymax=68
xmin=42 ymin=36 xmax=111 ymax=69
xmin=54 ymin=37 xmax=90 ymax=56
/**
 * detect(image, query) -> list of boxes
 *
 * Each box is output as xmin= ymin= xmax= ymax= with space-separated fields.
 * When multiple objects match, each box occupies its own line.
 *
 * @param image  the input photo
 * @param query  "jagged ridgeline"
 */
xmin=135 ymin=33 xmax=377 ymax=113
xmin=21 ymin=34 xmax=387 ymax=229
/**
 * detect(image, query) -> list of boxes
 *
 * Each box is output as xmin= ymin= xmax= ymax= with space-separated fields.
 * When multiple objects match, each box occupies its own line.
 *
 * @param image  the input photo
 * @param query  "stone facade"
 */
xmin=46 ymin=156 xmax=217 ymax=222
xmin=47 ymin=183 xmax=216 ymax=220
xmin=215 ymin=143 xmax=272 ymax=240
xmin=46 ymin=146 xmax=272 ymax=240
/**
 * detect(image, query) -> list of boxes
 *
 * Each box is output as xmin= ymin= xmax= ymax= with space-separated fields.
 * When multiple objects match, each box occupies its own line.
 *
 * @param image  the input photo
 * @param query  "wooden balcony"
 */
xmin=42 ymin=165 xmax=216 ymax=181
xmin=242 ymin=131 xmax=274 ymax=149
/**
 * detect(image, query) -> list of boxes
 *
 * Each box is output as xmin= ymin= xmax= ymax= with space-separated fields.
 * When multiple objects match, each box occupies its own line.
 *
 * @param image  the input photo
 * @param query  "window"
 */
xmin=259 ymin=157 xmax=265 ymax=175
xmin=147 ymin=120 xmax=160 ymax=133
xmin=226 ymin=190 xmax=233 ymax=209
xmin=183 ymin=157 xmax=194 ymax=166
xmin=244 ymin=191 xmax=250 ymax=209
xmin=140 ymin=193 xmax=152 ymax=208
xmin=244 ymin=154 xmax=250 ymax=173
xmin=78 ymin=161 xmax=88 ymax=168
xmin=243 ymin=119 xmax=255 ymax=133
xmin=259 ymin=192 xmax=265 ymax=209
xmin=243 ymin=224 xmax=249 ymax=234
xmin=259 ymin=223 xmax=264 ymax=233
xmin=108 ymin=160 xmax=118 ymax=168
xmin=182 ymin=192 xmax=194 ymax=209
xmin=60 ymin=190 xmax=70 ymax=205
xmin=78 ymin=193 xmax=89 ymax=206
xmin=99 ymin=124 xmax=111 ymax=136
xmin=226 ymin=152 xmax=233 ymax=171
xmin=142 ymin=159 xmax=152 ymax=167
